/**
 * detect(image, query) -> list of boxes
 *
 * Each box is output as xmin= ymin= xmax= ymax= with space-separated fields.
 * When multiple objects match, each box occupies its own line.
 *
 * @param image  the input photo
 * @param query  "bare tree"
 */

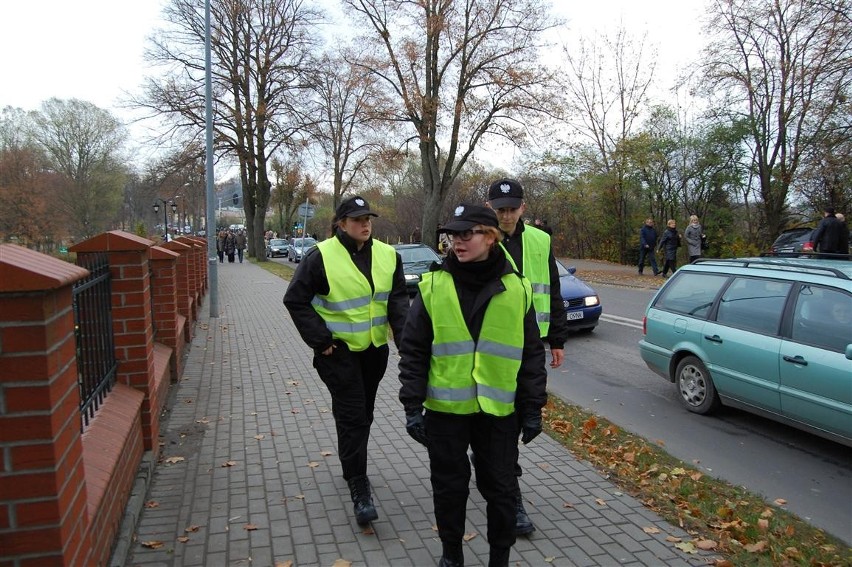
xmin=557 ymin=27 xmax=657 ymax=262
xmin=139 ymin=0 xmax=322 ymax=259
xmin=29 ymin=98 xmax=129 ymax=239
xmin=701 ymin=0 xmax=852 ymax=242
xmin=306 ymin=50 xmax=387 ymax=211
xmin=344 ymin=0 xmax=558 ymax=247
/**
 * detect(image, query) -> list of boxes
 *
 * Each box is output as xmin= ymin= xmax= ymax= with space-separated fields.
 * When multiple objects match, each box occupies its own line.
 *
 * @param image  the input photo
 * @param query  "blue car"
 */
xmin=556 ymin=260 xmax=602 ymax=332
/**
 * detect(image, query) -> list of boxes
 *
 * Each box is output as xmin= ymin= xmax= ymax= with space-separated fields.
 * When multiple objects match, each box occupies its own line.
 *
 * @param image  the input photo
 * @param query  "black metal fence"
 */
xmin=72 ymin=254 xmax=118 ymax=430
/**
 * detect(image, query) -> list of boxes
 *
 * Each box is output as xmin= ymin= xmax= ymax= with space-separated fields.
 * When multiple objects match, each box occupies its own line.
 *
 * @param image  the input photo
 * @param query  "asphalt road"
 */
xmin=551 ymin=283 xmax=852 ymax=546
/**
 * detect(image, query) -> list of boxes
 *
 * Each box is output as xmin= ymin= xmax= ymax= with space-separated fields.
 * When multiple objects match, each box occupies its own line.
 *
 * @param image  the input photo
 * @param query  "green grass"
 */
xmin=543 ymin=396 xmax=850 ymax=566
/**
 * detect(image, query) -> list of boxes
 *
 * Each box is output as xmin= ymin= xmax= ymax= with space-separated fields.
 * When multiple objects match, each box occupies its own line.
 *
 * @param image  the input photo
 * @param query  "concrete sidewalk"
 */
xmin=125 ymin=260 xmax=717 ymax=567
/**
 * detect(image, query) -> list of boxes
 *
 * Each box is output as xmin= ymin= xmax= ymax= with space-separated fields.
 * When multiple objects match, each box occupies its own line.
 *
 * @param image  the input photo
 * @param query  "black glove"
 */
xmin=520 ymin=413 xmax=542 ymax=444
xmin=405 ymin=409 xmax=428 ymax=446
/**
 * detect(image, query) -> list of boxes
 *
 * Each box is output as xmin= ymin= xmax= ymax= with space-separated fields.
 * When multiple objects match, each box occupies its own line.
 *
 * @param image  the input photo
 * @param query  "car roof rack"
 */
xmin=692 ymin=257 xmax=850 ymax=280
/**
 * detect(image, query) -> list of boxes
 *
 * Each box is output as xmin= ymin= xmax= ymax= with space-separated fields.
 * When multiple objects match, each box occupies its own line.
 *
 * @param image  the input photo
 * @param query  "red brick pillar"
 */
xmin=174 ymin=236 xmax=200 ymax=317
xmin=162 ymin=240 xmax=194 ymax=342
xmin=184 ymin=236 xmax=209 ymax=295
xmin=69 ymin=231 xmax=164 ymax=450
xmin=149 ymin=246 xmax=184 ymax=381
xmin=0 ymin=244 xmax=94 ymax=565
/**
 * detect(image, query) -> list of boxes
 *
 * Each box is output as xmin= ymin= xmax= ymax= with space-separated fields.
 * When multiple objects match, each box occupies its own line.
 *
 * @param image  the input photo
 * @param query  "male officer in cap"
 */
xmin=284 ymin=195 xmax=409 ymax=527
xmin=486 ymin=178 xmax=568 ymax=535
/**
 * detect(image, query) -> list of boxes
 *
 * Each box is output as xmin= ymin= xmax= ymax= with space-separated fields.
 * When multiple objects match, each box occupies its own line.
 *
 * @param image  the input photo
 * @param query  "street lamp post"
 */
xmin=153 ymin=198 xmax=178 ymax=241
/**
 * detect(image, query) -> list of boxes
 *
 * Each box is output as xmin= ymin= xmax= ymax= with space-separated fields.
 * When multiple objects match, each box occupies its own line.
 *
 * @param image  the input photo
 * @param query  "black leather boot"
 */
xmin=514 ymin=489 xmax=535 ymax=535
xmin=438 ymin=542 xmax=463 ymax=566
xmin=347 ymin=475 xmax=378 ymax=525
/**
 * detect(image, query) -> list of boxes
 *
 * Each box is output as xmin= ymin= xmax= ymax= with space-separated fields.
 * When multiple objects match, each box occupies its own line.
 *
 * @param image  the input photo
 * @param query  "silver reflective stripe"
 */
xmin=427 ymin=384 xmax=476 ymax=402
xmin=325 ymin=320 xmax=372 ymax=333
xmin=371 ymin=315 xmax=388 ymax=326
xmin=432 ymin=340 xmax=475 ymax=356
xmin=537 ymin=311 xmax=551 ymax=323
xmin=478 ymin=383 xmax=516 ymax=404
xmin=374 ymin=291 xmax=390 ymax=301
xmin=532 ymin=283 xmax=550 ymax=294
xmin=311 ymin=294 xmax=372 ymax=311
xmin=477 ymin=339 xmax=522 ymax=361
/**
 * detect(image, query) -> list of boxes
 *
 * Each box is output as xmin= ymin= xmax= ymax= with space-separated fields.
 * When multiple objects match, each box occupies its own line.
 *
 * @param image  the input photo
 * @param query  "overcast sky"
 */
xmin=0 ymin=0 xmax=705 ymax=169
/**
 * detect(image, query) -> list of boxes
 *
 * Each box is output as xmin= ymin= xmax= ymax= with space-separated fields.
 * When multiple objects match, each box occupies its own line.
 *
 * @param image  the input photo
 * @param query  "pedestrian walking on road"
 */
xmin=638 ymin=218 xmax=659 ymax=275
xmin=684 ymin=215 xmax=704 ymax=264
xmin=486 ymin=178 xmax=568 ymax=536
xmin=658 ymin=219 xmax=681 ymax=277
xmin=398 ymin=203 xmax=547 ymax=567
xmin=235 ymin=229 xmax=247 ymax=263
xmin=283 ymin=195 xmax=409 ymax=526
xmin=812 ymin=206 xmax=847 ymax=257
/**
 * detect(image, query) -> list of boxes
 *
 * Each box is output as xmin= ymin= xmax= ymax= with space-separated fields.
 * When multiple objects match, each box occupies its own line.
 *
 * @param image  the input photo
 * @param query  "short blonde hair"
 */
xmin=689 ymin=215 xmax=699 ymax=223
xmin=667 ymin=219 xmax=676 ymax=228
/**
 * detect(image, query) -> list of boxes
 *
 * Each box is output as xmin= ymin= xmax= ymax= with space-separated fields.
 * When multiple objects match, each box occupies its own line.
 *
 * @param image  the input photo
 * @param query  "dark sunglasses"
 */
xmin=447 ymin=229 xmax=487 ymax=242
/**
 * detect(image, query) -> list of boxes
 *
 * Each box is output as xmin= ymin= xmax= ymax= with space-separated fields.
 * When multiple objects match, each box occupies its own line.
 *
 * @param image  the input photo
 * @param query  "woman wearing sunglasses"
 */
xmin=398 ymin=203 xmax=547 ymax=567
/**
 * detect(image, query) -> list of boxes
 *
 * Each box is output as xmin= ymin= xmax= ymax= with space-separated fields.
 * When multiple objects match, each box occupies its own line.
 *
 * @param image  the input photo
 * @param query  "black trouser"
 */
xmin=217 ymin=250 xmax=224 ymax=263
xmin=312 ymin=342 xmax=388 ymax=480
xmin=638 ymin=246 xmax=658 ymax=274
xmin=238 ymin=249 xmax=244 ymax=262
xmin=661 ymin=258 xmax=677 ymax=275
xmin=426 ymin=411 xmax=518 ymax=550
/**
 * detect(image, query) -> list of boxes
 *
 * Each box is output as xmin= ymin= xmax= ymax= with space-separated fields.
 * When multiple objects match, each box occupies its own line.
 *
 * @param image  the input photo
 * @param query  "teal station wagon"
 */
xmin=639 ymin=257 xmax=852 ymax=447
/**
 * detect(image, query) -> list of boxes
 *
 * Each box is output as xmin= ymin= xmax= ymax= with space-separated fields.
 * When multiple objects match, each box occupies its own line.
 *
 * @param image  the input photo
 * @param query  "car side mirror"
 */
xmin=568 ymin=266 xmax=577 ymax=275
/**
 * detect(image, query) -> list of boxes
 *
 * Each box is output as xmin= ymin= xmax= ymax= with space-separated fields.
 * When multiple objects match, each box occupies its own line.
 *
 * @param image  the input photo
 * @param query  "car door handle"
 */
xmin=783 ymin=355 xmax=808 ymax=366
xmin=704 ymin=335 xmax=723 ymax=343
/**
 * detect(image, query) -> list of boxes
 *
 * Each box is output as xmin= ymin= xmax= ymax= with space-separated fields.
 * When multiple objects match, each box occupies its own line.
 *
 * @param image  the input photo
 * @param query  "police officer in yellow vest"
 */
xmin=398 ymin=204 xmax=547 ymax=567
xmin=486 ymin=178 xmax=568 ymax=536
xmin=284 ymin=195 xmax=409 ymax=526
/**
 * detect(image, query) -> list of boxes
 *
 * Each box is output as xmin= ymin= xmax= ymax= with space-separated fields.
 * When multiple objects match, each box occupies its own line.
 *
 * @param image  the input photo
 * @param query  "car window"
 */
xmin=270 ymin=239 xmax=286 ymax=245
xmin=398 ymin=247 xmax=439 ymax=263
xmin=294 ymin=238 xmax=316 ymax=247
xmin=715 ymin=277 xmax=791 ymax=335
xmin=772 ymin=229 xmax=812 ymax=246
xmin=653 ymin=272 xmax=729 ymax=318
xmin=791 ymin=285 xmax=852 ymax=352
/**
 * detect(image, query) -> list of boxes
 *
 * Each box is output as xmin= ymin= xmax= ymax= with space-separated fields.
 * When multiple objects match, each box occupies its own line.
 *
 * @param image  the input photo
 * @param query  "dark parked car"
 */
xmin=287 ymin=237 xmax=317 ymax=262
xmin=767 ymin=227 xmax=814 ymax=256
xmin=266 ymin=238 xmax=288 ymax=258
xmin=556 ymin=260 xmax=602 ymax=332
xmin=392 ymin=243 xmax=443 ymax=296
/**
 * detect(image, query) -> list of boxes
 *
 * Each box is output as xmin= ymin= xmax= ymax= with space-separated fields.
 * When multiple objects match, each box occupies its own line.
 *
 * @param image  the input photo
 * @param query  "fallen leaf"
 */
xmin=690 ymin=472 xmax=703 ymax=481
xmin=307 ymin=462 xmax=320 ymax=468
xmin=197 ymin=418 xmax=210 ymax=424
xmin=594 ymin=498 xmax=607 ymax=506
xmin=562 ymin=502 xmax=574 ymax=508
xmin=784 ymin=524 xmax=795 ymax=537
xmin=695 ymin=539 xmax=717 ymax=550
xmin=244 ymin=524 xmax=257 ymax=531
xmin=665 ymin=536 xmax=682 ymax=543
xmin=222 ymin=460 xmax=237 ymax=467
xmin=624 ymin=452 xmax=635 ymax=463
xmin=361 ymin=525 xmax=375 ymax=535
xmin=462 ymin=532 xmax=478 ymax=542
xmin=783 ymin=547 xmax=802 ymax=559
xmin=144 ymin=500 xmax=159 ymax=509
xmin=275 ymin=561 xmax=293 ymax=567
xmin=254 ymin=434 xmax=265 ymax=440
xmin=177 ymin=536 xmax=189 ymax=543
xmin=744 ymin=541 xmax=768 ymax=553
xmin=773 ymin=498 xmax=787 ymax=506
xmin=674 ymin=541 xmax=696 ymax=554
xmin=294 ymin=494 xmax=305 ymax=500
xmin=321 ymin=451 xmax=333 ymax=457
xmin=643 ymin=526 xmax=661 ymax=534
xmin=757 ymin=518 xmax=769 ymax=532
xmin=760 ymin=508 xmax=774 ymax=518
xmin=332 ymin=560 xmax=352 ymax=567
xmin=291 ymin=409 xmax=300 ymax=414
xmin=713 ymin=561 xmax=734 ymax=567
xmin=185 ymin=525 xmax=200 ymax=533
xmin=164 ymin=456 xmax=185 ymax=464
xmin=141 ymin=541 xmax=164 ymax=549
xmin=544 ymin=557 xmax=556 ymax=563
xmin=671 ymin=467 xmax=687 ymax=476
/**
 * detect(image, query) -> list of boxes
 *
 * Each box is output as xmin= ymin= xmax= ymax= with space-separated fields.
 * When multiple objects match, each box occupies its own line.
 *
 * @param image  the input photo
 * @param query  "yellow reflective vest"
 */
xmin=311 ymin=238 xmax=396 ymax=351
xmin=501 ymin=226 xmax=552 ymax=338
xmin=420 ymin=269 xmax=532 ymax=416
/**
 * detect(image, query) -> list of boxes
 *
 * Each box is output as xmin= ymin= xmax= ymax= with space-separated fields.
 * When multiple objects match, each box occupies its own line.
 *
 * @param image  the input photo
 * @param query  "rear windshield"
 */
xmin=773 ymin=229 xmax=812 ymax=246
xmin=653 ymin=272 xmax=729 ymax=318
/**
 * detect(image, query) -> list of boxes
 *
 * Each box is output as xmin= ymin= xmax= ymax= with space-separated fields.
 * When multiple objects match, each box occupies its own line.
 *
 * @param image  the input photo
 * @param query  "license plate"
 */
xmin=567 ymin=311 xmax=584 ymax=321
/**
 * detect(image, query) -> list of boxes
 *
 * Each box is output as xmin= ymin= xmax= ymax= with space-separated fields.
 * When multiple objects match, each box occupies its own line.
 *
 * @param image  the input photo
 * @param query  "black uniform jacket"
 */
xmin=397 ymin=250 xmax=548 ymax=418
xmin=501 ymin=221 xmax=568 ymax=350
xmin=282 ymin=230 xmax=409 ymax=353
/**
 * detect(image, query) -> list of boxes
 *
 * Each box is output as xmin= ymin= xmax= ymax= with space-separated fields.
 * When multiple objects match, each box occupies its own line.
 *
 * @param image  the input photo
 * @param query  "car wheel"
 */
xmin=675 ymin=356 xmax=720 ymax=415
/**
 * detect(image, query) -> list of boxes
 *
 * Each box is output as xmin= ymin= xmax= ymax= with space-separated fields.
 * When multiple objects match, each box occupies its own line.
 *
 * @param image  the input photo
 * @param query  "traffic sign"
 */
xmin=297 ymin=204 xmax=315 ymax=219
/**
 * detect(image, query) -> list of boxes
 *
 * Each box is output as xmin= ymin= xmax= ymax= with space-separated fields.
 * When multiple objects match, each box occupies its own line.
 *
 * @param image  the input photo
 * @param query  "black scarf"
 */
xmin=443 ymin=248 xmax=504 ymax=290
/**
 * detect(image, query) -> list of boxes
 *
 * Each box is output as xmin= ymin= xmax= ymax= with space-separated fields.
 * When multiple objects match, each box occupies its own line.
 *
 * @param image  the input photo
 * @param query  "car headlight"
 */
xmin=404 ymin=274 xmax=419 ymax=282
xmin=584 ymin=295 xmax=600 ymax=307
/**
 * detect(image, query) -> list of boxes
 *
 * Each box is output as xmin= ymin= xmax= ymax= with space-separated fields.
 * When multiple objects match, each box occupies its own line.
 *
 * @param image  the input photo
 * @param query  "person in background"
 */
xmin=216 ymin=229 xmax=226 ymax=263
xmin=437 ymin=224 xmax=451 ymax=255
xmin=533 ymin=218 xmax=552 ymax=235
xmin=486 ymin=178 xmax=567 ymax=536
xmin=235 ymin=229 xmax=247 ymax=263
xmin=658 ymin=219 xmax=681 ymax=277
xmin=283 ymin=196 xmax=409 ymax=527
xmin=684 ymin=215 xmax=704 ymax=264
xmin=812 ymin=206 xmax=847 ymax=257
xmin=224 ymin=229 xmax=237 ymax=263
xmin=638 ymin=218 xmax=659 ymax=275
xmin=398 ymin=203 xmax=547 ymax=567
